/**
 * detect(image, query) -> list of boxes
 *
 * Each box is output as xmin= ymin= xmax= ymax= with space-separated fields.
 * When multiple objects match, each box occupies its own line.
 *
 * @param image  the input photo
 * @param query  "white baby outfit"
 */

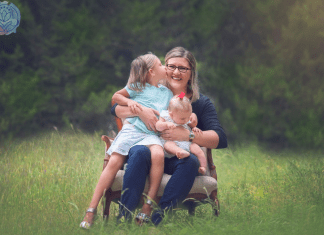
xmin=159 ymin=110 xmax=192 ymax=158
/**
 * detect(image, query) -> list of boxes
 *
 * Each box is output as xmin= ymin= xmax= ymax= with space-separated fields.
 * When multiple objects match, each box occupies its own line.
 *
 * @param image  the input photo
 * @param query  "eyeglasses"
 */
xmin=166 ymin=64 xmax=191 ymax=73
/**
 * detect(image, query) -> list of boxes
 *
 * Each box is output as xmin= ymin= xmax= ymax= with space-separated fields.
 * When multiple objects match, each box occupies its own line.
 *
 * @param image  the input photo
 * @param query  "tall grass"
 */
xmin=0 ymin=131 xmax=323 ymax=235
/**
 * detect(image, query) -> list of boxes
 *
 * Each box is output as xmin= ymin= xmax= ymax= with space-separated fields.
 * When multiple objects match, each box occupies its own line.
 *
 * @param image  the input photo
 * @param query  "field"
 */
xmin=1 ymin=130 xmax=323 ymax=235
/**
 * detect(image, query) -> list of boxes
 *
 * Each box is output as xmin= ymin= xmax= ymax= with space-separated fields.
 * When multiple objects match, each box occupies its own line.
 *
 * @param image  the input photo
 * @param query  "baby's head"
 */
xmin=168 ymin=94 xmax=192 ymax=125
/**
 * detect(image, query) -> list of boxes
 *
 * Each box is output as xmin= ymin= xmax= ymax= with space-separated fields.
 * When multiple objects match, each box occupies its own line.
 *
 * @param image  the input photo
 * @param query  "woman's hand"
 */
xmin=127 ymin=100 xmax=143 ymax=114
xmin=160 ymin=126 xmax=190 ymax=141
xmin=138 ymin=106 xmax=160 ymax=132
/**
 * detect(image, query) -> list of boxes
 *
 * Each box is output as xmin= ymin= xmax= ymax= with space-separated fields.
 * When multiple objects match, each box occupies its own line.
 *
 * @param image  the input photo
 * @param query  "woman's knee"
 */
xmin=128 ymin=145 xmax=151 ymax=165
xmin=183 ymin=154 xmax=200 ymax=170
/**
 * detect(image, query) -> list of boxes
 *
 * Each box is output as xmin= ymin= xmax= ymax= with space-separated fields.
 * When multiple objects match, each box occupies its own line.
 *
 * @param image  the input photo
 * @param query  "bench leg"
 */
xmin=186 ymin=200 xmax=196 ymax=215
xmin=103 ymin=188 xmax=113 ymax=220
xmin=210 ymin=190 xmax=220 ymax=216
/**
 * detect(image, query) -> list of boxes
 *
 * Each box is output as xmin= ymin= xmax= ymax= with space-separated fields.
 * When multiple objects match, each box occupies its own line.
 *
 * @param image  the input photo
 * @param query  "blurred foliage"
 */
xmin=200 ymin=0 xmax=324 ymax=148
xmin=0 ymin=0 xmax=323 ymax=148
xmin=236 ymin=0 xmax=324 ymax=147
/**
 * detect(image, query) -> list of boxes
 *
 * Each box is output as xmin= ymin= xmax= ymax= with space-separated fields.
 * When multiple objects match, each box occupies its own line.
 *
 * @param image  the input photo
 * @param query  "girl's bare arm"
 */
xmin=112 ymin=88 xmax=142 ymax=114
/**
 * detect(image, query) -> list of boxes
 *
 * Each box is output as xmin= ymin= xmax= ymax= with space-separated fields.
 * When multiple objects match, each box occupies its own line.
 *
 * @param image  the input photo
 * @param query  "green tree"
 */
xmin=214 ymin=0 xmax=324 ymax=147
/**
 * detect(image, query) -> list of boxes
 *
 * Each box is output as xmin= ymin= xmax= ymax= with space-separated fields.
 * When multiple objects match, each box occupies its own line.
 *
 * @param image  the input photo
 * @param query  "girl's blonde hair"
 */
xmin=168 ymin=94 xmax=192 ymax=113
xmin=127 ymin=53 xmax=158 ymax=92
xmin=165 ymin=47 xmax=200 ymax=102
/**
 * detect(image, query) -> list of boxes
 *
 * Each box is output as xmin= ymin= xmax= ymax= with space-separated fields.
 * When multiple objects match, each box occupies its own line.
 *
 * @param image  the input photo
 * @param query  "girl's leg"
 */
xmin=82 ymin=153 xmax=125 ymax=224
xmin=164 ymin=141 xmax=190 ymax=159
xmin=151 ymin=154 xmax=199 ymax=226
xmin=190 ymin=143 xmax=207 ymax=175
xmin=137 ymin=145 xmax=164 ymax=222
xmin=119 ymin=145 xmax=151 ymax=220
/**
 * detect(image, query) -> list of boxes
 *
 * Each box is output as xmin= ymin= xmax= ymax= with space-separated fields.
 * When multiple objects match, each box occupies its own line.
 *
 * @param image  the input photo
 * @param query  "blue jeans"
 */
xmin=118 ymin=145 xmax=200 ymax=225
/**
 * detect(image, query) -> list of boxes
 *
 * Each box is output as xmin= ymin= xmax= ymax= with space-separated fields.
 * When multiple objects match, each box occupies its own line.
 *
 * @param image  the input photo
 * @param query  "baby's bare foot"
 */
xmin=199 ymin=167 xmax=207 ymax=175
xmin=176 ymin=150 xmax=190 ymax=159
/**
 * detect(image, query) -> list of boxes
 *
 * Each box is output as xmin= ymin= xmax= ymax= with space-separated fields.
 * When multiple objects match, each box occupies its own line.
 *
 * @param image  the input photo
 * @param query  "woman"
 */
xmin=111 ymin=47 xmax=227 ymax=225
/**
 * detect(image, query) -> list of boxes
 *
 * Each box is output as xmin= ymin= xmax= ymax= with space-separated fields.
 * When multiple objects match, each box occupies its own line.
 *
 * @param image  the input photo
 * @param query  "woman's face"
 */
xmin=165 ymin=57 xmax=191 ymax=91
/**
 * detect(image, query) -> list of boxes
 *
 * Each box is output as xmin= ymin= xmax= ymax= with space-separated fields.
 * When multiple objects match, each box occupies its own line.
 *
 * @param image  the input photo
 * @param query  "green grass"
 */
xmin=1 ymin=130 xmax=323 ymax=235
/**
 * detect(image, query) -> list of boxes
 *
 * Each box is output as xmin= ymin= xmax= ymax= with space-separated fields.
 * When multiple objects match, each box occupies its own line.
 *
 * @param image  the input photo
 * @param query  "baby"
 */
xmin=156 ymin=93 xmax=207 ymax=174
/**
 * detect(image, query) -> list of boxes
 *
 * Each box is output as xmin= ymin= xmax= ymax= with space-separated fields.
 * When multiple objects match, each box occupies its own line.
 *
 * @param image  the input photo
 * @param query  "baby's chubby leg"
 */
xmin=190 ymin=143 xmax=207 ymax=175
xmin=164 ymin=141 xmax=190 ymax=159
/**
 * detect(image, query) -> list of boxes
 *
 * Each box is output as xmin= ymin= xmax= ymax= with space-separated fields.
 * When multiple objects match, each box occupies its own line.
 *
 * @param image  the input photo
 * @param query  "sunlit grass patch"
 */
xmin=0 ymin=133 xmax=323 ymax=235
xmin=215 ymin=144 xmax=324 ymax=234
xmin=0 ymin=130 xmax=105 ymax=235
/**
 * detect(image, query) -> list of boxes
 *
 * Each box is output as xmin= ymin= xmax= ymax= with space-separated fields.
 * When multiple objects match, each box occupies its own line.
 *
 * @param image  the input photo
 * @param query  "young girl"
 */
xmin=80 ymin=53 xmax=173 ymax=228
xmin=156 ymin=93 xmax=207 ymax=175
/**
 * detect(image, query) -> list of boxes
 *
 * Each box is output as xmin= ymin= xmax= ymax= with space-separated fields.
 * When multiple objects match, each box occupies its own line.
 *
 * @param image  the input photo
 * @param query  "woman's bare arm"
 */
xmin=160 ymin=128 xmax=219 ymax=149
xmin=115 ymin=105 xmax=160 ymax=132
xmin=193 ymin=130 xmax=219 ymax=149
xmin=115 ymin=105 xmax=137 ymax=119
xmin=112 ymin=88 xmax=130 ymax=106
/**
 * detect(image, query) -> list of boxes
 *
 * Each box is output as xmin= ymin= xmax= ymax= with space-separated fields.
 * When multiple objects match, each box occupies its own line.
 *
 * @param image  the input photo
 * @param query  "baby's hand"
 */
xmin=127 ymin=100 xmax=143 ymax=114
xmin=189 ymin=113 xmax=198 ymax=127
xmin=192 ymin=127 xmax=202 ymax=134
xmin=167 ymin=122 xmax=176 ymax=129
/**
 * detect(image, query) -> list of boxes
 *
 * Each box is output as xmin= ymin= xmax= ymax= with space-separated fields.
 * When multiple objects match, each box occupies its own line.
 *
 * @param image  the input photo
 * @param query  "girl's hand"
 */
xmin=192 ymin=127 xmax=202 ymax=134
xmin=138 ymin=106 xmax=160 ymax=132
xmin=160 ymin=126 xmax=189 ymax=141
xmin=127 ymin=100 xmax=143 ymax=114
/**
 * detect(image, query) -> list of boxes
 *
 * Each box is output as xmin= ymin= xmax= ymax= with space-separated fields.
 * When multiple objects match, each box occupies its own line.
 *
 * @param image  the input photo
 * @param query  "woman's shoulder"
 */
xmin=192 ymin=93 xmax=212 ymax=106
xmin=192 ymin=93 xmax=215 ymax=115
